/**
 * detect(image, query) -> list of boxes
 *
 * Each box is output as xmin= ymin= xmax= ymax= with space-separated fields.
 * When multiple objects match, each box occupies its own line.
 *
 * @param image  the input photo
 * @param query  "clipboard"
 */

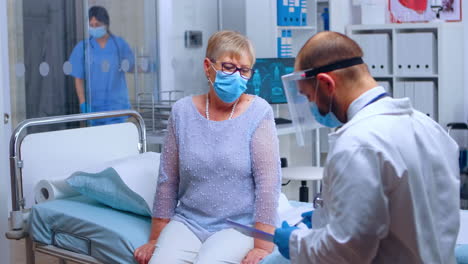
xmin=225 ymin=219 xmax=274 ymax=242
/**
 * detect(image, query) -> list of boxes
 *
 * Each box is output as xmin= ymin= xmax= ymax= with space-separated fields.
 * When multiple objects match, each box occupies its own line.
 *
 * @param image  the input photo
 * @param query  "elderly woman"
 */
xmin=134 ymin=31 xmax=281 ymax=264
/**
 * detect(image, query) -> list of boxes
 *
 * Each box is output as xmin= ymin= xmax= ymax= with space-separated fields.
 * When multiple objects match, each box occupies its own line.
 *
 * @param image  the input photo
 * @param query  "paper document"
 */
xmin=226 ymin=219 xmax=274 ymax=242
xmin=280 ymin=205 xmax=313 ymax=228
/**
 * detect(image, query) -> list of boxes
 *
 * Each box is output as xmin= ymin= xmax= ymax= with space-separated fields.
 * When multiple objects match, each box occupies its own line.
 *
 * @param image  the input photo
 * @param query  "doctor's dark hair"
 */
xmin=89 ymin=6 xmax=110 ymax=27
xmin=296 ymin=31 xmax=368 ymax=82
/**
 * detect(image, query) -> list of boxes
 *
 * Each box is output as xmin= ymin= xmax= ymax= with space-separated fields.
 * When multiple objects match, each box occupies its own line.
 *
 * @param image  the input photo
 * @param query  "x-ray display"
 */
xmin=246 ymin=58 xmax=295 ymax=104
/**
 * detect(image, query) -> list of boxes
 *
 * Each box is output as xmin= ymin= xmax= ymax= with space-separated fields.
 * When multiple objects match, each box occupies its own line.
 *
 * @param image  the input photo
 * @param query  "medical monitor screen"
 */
xmin=246 ymin=58 xmax=295 ymax=104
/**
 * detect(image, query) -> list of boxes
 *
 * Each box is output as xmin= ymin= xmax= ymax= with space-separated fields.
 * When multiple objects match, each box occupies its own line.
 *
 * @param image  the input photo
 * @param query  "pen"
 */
xmin=293 ymin=217 xmax=305 ymax=227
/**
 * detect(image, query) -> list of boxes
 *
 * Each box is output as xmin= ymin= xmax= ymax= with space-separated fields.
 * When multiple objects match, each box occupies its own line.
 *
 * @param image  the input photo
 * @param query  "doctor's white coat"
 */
xmin=290 ymin=88 xmax=460 ymax=264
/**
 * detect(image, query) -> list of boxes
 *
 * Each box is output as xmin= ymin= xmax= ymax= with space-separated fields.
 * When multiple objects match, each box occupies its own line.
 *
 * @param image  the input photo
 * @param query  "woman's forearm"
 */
xmin=254 ymin=222 xmax=275 ymax=252
xmin=148 ymin=217 xmax=170 ymax=243
xmin=74 ymin=78 xmax=86 ymax=104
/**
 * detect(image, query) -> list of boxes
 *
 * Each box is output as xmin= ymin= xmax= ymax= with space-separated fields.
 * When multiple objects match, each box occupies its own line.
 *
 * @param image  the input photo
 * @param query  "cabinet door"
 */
xmin=413 ymin=81 xmax=435 ymax=119
xmin=396 ymin=32 xmax=436 ymax=75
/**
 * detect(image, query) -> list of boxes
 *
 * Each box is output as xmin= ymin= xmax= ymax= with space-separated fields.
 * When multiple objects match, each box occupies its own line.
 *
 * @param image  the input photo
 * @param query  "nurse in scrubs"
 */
xmin=69 ymin=6 xmax=134 ymax=125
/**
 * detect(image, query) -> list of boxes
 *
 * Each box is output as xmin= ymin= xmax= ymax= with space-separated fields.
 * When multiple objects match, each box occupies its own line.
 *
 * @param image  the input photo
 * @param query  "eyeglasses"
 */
xmin=211 ymin=60 xmax=254 ymax=80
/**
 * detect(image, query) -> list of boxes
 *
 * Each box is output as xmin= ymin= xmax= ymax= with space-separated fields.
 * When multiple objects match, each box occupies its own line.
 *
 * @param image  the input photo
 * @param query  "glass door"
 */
xmin=6 ymin=0 xmax=159 ymax=130
xmin=80 ymin=0 xmax=159 ymax=126
xmin=4 ymin=0 xmax=159 ymax=261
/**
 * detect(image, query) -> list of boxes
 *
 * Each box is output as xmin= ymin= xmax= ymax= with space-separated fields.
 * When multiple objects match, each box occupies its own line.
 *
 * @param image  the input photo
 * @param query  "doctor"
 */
xmin=69 ymin=6 xmax=134 ymax=125
xmin=274 ymin=31 xmax=460 ymax=263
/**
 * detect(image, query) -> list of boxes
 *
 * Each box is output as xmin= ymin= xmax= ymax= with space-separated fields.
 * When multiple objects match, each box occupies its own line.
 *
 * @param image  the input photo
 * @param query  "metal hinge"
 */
xmin=17 ymin=160 xmax=23 ymax=168
xmin=4 ymin=113 xmax=9 ymax=124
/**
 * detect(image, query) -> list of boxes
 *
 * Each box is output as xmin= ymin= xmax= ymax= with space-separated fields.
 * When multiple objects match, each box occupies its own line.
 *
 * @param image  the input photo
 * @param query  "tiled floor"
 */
xmin=11 ymin=239 xmax=78 ymax=264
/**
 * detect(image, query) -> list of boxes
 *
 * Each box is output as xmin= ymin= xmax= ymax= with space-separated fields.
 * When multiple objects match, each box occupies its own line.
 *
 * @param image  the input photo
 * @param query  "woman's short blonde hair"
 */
xmin=206 ymin=31 xmax=256 ymax=66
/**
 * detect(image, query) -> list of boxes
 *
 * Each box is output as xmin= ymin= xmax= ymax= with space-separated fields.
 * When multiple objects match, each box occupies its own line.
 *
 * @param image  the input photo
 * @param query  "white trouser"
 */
xmin=149 ymin=220 xmax=254 ymax=264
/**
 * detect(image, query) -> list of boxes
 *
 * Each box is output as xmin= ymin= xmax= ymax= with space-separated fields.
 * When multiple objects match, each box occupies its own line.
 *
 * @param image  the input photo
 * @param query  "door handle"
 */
xmin=4 ymin=113 xmax=9 ymax=124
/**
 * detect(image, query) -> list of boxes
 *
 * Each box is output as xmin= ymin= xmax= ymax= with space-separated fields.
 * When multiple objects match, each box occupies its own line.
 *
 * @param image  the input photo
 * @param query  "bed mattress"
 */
xmin=30 ymin=197 xmax=467 ymax=264
xmin=30 ymin=195 xmax=151 ymax=264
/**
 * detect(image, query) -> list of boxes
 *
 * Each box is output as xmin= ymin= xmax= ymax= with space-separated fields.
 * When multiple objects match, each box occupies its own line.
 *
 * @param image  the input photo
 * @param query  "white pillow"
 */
xmin=67 ymin=152 xmax=160 ymax=216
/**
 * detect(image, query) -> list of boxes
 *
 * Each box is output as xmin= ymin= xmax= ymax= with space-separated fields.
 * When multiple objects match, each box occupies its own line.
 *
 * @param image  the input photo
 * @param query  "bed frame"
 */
xmin=6 ymin=110 xmax=147 ymax=264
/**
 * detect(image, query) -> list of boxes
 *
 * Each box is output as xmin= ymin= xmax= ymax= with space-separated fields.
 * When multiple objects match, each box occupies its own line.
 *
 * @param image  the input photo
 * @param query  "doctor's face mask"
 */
xmin=309 ymin=79 xmax=342 ymax=128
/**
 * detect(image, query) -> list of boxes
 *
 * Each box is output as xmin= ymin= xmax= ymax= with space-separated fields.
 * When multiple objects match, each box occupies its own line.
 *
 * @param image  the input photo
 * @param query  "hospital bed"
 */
xmin=4 ymin=110 xmax=306 ymax=264
xmin=6 ymin=110 xmax=149 ymax=264
xmin=6 ymin=111 xmax=467 ymax=264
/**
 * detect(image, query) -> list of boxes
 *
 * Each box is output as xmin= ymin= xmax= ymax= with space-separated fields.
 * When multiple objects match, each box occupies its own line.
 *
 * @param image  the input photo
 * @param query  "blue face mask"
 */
xmin=89 ymin=26 xmax=107 ymax=39
xmin=309 ymin=81 xmax=343 ymax=128
xmin=210 ymin=66 xmax=248 ymax=103
xmin=310 ymin=102 xmax=342 ymax=128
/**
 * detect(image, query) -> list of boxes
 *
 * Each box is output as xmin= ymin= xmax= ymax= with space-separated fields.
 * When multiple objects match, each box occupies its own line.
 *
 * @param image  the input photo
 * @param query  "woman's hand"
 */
xmin=241 ymin=248 xmax=270 ymax=264
xmin=134 ymin=240 xmax=156 ymax=264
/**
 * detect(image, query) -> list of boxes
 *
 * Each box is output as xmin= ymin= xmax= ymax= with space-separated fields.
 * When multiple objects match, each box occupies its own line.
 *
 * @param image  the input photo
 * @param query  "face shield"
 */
xmin=281 ymin=57 xmax=364 ymax=146
xmin=282 ymin=71 xmax=322 ymax=146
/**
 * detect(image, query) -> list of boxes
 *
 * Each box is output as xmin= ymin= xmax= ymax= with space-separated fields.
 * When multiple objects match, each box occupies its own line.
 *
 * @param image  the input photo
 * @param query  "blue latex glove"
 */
xmin=80 ymin=102 xmax=88 ymax=113
xmin=274 ymin=221 xmax=298 ymax=260
xmin=301 ymin=210 xmax=314 ymax=228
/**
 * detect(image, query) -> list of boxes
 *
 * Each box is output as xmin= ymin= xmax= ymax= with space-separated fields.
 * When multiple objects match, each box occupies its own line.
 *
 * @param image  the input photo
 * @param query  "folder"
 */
xmin=292 ymin=0 xmax=301 ymax=26
xmin=404 ymin=81 xmax=415 ymax=103
xmin=277 ymin=0 xmax=289 ymax=26
xmin=286 ymin=30 xmax=293 ymax=57
xmin=288 ymin=0 xmax=297 ymax=26
xmin=278 ymin=30 xmax=291 ymax=58
xmin=277 ymin=30 xmax=282 ymax=57
xmin=414 ymin=32 xmax=435 ymax=75
xmin=393 ymin=81 xmax=405 ymax=99
xmin=300 ymin=0 xmax=307 ymax=26
xmin=377 ymin=81 xmax=391 ymax=93
xmin=373 ymin=34 xmax=390 ymax=75
xmin=226 ymin=219 xmax=274 ymax=242
xmin=413 ymin=81 xmax=435 ymax=118
xmin=396 ymin=33 xmax=409 ymax=75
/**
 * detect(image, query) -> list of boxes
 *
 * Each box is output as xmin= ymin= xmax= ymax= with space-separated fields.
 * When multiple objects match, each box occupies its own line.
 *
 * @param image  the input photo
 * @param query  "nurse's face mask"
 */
xmin=88 ymin=17 xmax=107 ymax=39
xmin=89 ymin=26 xmax=107 ymax=39
xmin=281 ymin=57 xmax=364 ymax=145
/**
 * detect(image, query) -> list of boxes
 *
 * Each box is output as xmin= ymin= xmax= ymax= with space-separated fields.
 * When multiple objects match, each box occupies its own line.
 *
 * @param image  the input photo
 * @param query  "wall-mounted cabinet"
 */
xmin=347 ymin=23 xmax=464 ymax=128
xmin=219 ymin=0 xmax=329 ymax=58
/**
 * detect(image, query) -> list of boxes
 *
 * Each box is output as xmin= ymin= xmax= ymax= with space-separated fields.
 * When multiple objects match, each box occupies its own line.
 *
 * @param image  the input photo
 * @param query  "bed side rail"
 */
xmin=6 ymin=110 xmax=146 ymax=240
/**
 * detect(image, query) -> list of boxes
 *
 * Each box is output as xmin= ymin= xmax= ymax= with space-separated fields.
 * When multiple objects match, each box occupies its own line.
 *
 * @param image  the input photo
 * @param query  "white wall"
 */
xmin=158 ymin=0 xmax=219 ymax=99
xmin=329 ymin=0 xmax=353 ymax=33
xmin=0 ymin=0 xmax=12 ymax=261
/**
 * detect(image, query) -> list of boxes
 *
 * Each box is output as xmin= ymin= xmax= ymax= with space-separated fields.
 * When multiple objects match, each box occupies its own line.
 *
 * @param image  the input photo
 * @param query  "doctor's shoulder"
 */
xmin=332 ymin=118 xmax=396 ymax=151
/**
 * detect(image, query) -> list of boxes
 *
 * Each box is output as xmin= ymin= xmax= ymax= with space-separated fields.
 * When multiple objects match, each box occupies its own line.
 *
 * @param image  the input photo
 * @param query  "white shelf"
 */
xmin=277 ymin=26 xmax=316 ymax=30
xmin=373 ymin=75 xmax=394 ymax=78
xmin=347 ymin=23 xmax=464 ymax=128
xmin=348 ymin=22 xmax=441 ymax=31
xmin=395 ymin=75 xmax=439 ymax=79
xmin=276 ymin=123 xmax=296 ymax=136
xmin=282 ymin=166 xmax=324 ymax=181
xmin=218 ymin=0 xmax=325 ymax=57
